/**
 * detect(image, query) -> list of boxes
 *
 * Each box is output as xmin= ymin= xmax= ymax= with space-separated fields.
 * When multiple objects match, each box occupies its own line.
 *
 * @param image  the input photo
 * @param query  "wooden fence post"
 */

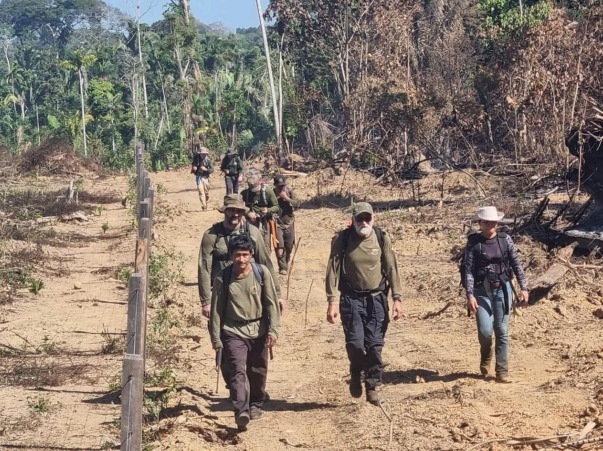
xmin=138 ymin=200 xmax=150 ymax=228
xmin=126 ymin=273 xmax=144 ymax=355
xmin=121 ymin=353 xmax=144 ymax=451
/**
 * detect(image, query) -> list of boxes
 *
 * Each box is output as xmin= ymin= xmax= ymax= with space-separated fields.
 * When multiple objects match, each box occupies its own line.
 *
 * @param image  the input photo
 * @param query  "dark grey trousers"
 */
xmin=340 ymin=292 xmax=389 ymax=390
xmin=276 ymin=221 xmax=295 ymax=271
xmin=222 ymin=330 xmax=269 ymax=414
xmin=225 ymin=176 xmax=239 ymax=194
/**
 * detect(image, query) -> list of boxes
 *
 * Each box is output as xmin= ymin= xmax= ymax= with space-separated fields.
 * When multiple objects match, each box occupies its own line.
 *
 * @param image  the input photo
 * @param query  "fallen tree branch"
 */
xmin=419 ymin=302 xmax=453 ymax=320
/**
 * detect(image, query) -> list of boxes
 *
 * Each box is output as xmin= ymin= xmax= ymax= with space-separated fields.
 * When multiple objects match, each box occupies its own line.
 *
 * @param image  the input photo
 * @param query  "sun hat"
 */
xmin=474 ymin=206 xmax=504 ymax=221
xmin=199 ymin=146 xmax=209 ymax=154
xmin=218 ymin=194 xmax=248 ymax=213
xmin=274 ymin=175 xmax=287 ymax=186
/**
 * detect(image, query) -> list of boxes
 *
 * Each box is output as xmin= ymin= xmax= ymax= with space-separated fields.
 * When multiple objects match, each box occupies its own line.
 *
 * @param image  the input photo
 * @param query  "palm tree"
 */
xmin=60 ymin=50 xmax=97 ymax=157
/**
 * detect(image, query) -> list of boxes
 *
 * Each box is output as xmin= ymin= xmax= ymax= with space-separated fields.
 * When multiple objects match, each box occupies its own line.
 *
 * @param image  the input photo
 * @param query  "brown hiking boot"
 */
xmin=496 ymin=372 xmax=512 ymax=384
xmin=366 ymin=388 xmax=383 ymax=406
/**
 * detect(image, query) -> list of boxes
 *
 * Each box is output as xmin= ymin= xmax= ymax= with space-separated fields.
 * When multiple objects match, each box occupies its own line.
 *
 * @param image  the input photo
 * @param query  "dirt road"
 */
xmin=1 ymin=167 xmax=601 ymax=450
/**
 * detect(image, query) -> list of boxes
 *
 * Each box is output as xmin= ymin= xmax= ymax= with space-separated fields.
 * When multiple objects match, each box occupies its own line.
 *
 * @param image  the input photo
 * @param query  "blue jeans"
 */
xmin=475 ymin=282 xmax=510 ymax=375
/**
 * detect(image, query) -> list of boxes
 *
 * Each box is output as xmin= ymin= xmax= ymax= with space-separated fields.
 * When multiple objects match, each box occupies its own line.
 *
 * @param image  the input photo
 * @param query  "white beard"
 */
xmin=354 ymin=223 xmax=373 ymax=238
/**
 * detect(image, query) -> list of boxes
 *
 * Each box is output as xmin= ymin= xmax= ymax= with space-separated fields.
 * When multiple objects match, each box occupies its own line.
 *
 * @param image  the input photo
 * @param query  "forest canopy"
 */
xmin=0 ymin=0 xmax=600 ymax=174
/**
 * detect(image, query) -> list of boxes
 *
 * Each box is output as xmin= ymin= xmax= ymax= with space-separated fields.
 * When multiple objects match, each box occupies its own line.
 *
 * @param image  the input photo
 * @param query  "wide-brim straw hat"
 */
xmin=474 ymin=206 xmax=504 ymax=221
xmin=199 ymin=146 xmax=209 ymax=154
xmin=218 ymin=194 xmax=249 ymax=213
xmin=227 ymin=149 xmax=238 ymax=156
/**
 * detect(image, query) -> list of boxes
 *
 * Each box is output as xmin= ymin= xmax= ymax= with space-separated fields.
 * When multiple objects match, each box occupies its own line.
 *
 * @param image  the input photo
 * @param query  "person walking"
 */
xmin=191 ymin=146 xmax=214 ymax=211
xmin=221 ymin=149 xmax=244 ymax=194
xmin=273 ymin=175 xmax=300 ymax=275
xmin=198 ymin=194 xmax=284 ymax=390
xmin=463 ymin=206 xmax=529 ymax=383
xmin=241 ymin=169 xmax=279 ymax=255
xmin=325 ymin=202 xmax=403 ymax=405
xmin=209 ymin=233 xmax=280 ymax=431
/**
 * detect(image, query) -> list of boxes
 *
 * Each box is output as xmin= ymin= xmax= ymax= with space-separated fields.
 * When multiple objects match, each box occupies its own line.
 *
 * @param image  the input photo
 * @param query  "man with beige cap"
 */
xmin=325 ymin=202 xmax=403 ymax=405
xmin=463 ymin=206 xmax=529 ymax=383
xmin=191 ymin=145 xmax=214 ymax=211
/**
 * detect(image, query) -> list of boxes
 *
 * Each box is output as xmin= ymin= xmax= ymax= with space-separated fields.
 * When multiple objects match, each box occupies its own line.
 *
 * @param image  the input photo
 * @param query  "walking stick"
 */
xmin=215 ymin=348 xmax=223 ymax=394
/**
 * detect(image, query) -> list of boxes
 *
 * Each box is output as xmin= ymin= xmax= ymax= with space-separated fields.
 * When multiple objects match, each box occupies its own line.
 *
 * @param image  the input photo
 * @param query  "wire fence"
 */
xmin=121 ymin=143 xmax=154 ymax=450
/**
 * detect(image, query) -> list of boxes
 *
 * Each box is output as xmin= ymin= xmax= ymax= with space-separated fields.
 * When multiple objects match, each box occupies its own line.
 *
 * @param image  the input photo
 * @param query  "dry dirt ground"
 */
xmin=1 ymin=166 xmax=603 ymax=450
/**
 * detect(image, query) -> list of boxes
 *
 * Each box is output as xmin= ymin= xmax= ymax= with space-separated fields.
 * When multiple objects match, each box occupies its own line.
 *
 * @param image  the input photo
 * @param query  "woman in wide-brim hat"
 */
xmin=463 ymin=206 xmax=529 ymax=383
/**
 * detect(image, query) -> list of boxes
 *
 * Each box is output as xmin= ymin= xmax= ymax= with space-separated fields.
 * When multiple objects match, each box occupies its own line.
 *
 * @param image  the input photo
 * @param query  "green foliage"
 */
xmin=28 ymin=278 xmax=43 ymax=295
xmin=27 ymin=396 xmax=50 ymax=413
xmin=479 ymin=0 xmax=550 ymax=39
xmin=101 ymin=222 xmax=109 ymax=234
xmin=148 ymin=250 xmax=184 ymax=301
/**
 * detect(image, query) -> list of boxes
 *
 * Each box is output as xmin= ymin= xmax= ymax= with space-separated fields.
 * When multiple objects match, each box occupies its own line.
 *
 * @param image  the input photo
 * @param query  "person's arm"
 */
xmin=325 ymin=233 xmax=343 ymax=303
xmin=238 ymin=157 xmax=244 ymax=173
xmin=464 ymin=243 xmax=477 ymax=300
xmin=261 ymin=267 xmax=280 ymax=340
xmin=382 ymin=233 xmax=402 ymax=300
xmin=220 ymin=157 xmax=228 ymax=172
xmin=382 ymin=233 xmax=403 ymax=320
xmin=251 ymin=226 xmax=282 ymax=298
xmin=505 ymin=235 xmax=529 ymax=303
xmin=209 ymin=275 xmax=225 ymax=349
xmin=288 ymin=188 xmax=302 ymax=209
xmin=266 ymin=188 xmax=280 ymax=214
xmin=199 ymin=229 xmax=216 ymax=306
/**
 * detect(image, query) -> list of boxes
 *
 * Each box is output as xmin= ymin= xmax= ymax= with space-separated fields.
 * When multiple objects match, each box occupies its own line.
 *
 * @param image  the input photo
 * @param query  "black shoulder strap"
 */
xmin=223 ymin=263 xmax=264 ymax=301
xmin=251 ymin=262 xmax=264 ymax=286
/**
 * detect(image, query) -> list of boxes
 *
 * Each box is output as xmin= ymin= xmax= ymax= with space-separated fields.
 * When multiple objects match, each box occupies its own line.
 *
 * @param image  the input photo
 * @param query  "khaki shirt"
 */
xmin=209 ymin=264 xmax=280 ymax=349
xmin=198 ymin=222 xmax=281 ymax=305
xmin=325 ymin=228 xmax=402 ymax=302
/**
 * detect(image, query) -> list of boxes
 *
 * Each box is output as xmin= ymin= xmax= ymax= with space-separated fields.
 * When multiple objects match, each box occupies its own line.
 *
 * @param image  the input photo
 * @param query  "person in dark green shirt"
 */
xmin=191 ymin=146 xmax=214 ymax=211
xmin=273 ymin=174 xmax=301 ymax=275
xmin=210 ymin=233 xmax=280 ymax=431
xmin=220 ymin=149 xmax=244 ymax=194
xmin=241 ymin=169 xmax=279 ymax=255
xmin=325 ymin=202 xmax=403 ymax=406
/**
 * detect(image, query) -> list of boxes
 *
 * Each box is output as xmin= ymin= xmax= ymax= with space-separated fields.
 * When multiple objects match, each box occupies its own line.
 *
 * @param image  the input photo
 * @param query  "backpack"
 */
xmin=338 ymin=226 xmax=388 ymax=294
xmin=211 ymin=221 xmax=252 ymax=265
xmin=459 ymin=232 xmax=512 ymax=289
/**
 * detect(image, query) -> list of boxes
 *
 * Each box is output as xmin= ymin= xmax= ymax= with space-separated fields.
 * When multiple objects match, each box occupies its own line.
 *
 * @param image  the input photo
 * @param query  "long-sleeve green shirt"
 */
xmin=275 ymin=186 xmax=301 ymax=224
xmin=209 ymin=264 xmax=280 ymax=349
xmin=325 ymin=228 xmax=402 ymax=302
xmin=198 ymin=221 xmax=281 ymax=305
xmin=241 ymin=185 xmax=280 ymax=216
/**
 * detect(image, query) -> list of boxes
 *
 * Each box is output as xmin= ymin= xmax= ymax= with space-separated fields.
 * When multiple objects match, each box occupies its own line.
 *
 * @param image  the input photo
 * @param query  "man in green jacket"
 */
xmin=241 ymin=169 xmax=279 ymax=254
xmin=325 ymin=202 xmax=403 ymax=405
xmin=273 ymin=175 xmax=301 ymax=275
xmin=191 ymin=146 xmax=214 ymax=211
xmin=220 ymin=149 xmax=244 ymax=194
xmin=210 ymin=233 xmax=280 ymax=431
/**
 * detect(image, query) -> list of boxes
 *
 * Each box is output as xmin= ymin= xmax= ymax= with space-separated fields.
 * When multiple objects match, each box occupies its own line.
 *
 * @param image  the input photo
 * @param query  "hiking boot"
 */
xmin=235 ymin=411 xmax=250 ymax=431
xmin=479 ymin=357 xmax=492 ymax=377
xmin=496 ymin=372 xmax=512 ymax=384
xmin=279 ymin=269 xmax=288 ymax=275
xmin=250 ymin=406 xmax=262 ymax=420
xmin=366 ymin=388 xmax=383 ymax=406
xmin=349 ymin=373 xmax=362 ymax=398
xmin=263 ymin=391 xmax=271 ymax=402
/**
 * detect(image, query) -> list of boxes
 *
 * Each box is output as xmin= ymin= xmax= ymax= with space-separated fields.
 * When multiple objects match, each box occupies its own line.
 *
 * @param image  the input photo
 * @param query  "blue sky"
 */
xmin=106 ymin=0 xmax=261 ymax=29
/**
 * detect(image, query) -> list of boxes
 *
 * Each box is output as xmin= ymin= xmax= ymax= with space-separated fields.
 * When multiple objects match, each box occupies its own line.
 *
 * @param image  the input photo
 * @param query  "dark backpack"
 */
xmin=338 ymin=226 xmax=388 ymax=294
xmin=210 ymin=221 xmax=253 ymax=280
xmin=459 ymin=232 xmax=511 ymax=289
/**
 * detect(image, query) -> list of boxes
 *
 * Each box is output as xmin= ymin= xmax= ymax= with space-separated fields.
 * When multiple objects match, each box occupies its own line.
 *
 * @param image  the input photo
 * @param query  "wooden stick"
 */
xmin=285 ymin=237 xmax=302 ymax=301
xmin=304 ymin=280 xmax=314 ymax=327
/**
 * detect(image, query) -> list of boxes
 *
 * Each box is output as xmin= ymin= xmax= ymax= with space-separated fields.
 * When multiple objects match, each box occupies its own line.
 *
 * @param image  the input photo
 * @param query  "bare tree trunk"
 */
xmin=78 ymin=68 xmax=88 ymax=157
xmin=136 ymin=1 xmax=149 ymax=119
xmin=256 ymin=0 xmax=282 ymax=159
